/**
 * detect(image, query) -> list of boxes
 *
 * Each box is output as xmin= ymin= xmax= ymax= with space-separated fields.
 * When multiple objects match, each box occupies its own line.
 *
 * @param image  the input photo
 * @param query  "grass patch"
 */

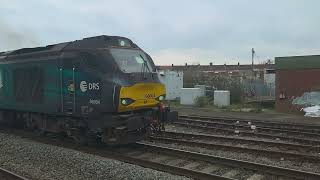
xmin=194 ymin=96 xmax=210 ymax=107
xmin=169 ymin=99 xmax=274 ymax=113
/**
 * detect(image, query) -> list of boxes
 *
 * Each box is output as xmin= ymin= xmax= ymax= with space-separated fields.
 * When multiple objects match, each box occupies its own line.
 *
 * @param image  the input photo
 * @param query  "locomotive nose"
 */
xmin=118 ymin=83 xmax=165 ymax=112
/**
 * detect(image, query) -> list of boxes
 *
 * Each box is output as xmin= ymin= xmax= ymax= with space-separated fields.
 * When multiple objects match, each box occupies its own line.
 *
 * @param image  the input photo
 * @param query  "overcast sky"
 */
xmin=1 ymin=0 xmax=320 ymax=65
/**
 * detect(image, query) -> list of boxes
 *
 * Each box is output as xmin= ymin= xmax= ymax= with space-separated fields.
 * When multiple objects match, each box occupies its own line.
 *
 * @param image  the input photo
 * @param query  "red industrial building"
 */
xmin=275 ymin=55 xmax=320 ymax=113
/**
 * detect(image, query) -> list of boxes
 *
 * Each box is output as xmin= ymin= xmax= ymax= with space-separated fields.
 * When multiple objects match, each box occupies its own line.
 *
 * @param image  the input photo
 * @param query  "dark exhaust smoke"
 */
xmin=0 ymin=18 xmax=39 ymax=51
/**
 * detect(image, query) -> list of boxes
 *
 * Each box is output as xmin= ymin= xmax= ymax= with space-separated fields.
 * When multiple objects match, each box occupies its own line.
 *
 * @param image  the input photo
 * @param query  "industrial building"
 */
xmin=158 ymin=64 xmax=274 ymax=79
xmin=158 ymin=64 xmax=275 ymax=100
xmin=275 ymin=55 xmax=320 ymax=113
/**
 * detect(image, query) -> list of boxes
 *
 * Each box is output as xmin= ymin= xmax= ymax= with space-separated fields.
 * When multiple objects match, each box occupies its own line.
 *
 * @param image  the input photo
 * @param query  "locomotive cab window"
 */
xmin=110 ymin=48 xmax=155 ymax=73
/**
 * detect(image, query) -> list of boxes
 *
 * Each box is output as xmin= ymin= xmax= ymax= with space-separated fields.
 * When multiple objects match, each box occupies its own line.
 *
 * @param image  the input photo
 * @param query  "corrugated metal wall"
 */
xmin=276 ymin=55 xmax=320 ymax=70
xmin=242 ymin=79 xmax=275 ymax=97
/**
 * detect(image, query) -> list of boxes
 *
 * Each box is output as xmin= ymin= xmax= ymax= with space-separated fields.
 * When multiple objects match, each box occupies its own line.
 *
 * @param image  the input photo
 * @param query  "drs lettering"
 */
xmin=89 ymin=83 xmax=100 ymax=90
xmin=80 ymin=81 xmax=100 ymax=92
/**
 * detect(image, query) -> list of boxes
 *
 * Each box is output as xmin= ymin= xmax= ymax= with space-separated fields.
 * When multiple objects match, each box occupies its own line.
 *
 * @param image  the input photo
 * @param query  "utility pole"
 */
xmin=251 ymin=48 xmax=255 ymax=70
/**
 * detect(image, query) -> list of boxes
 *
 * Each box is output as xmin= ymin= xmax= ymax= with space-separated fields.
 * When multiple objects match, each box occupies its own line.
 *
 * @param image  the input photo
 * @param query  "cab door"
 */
xmin=60 ymin=55 xmax=81 ymax=115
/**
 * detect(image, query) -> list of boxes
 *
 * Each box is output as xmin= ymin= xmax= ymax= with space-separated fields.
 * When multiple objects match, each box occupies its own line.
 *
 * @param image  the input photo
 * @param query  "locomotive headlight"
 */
xmin=121 ymin=99 xmax=128 ymax=105
xmin=120 ymin=98 xmax=135 ymax=106
xmin=156 ymin=95 xmax=166 ymax=101
xmin=158 ymin=95 xmax=164 ymax=101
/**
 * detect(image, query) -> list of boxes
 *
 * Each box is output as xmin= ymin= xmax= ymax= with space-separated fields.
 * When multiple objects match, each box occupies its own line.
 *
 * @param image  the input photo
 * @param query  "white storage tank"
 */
xmin=214 ymin=90 xmax=230 ymax=107
xmin=180 ymin=88 xmax=203 ymax=105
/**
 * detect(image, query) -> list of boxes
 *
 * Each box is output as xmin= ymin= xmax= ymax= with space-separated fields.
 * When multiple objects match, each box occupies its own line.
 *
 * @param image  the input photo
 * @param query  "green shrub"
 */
xmin=249 ymin=104 xmax=263 ymax=113
xmin=229 ymin=82 xmax=243 ymax=104
xmin=194 ymin=96 xmax=209 ymax=107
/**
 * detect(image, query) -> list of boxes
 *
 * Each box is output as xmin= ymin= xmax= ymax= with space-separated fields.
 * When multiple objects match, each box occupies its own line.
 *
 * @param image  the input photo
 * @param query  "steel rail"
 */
xmin=160 ymin=131 xmax=320 ymax=152
xmin=178 ymin=117 xmax=320 ymax=139
xmin=137 ymin=142 xmax=320 ymax=180
xmin=173 ymin=121 xmax=320 ymax=145
xmin=149 ymin=135 xmax=320 ymax=162
xmin=180 ymin=115 xmax=320 ymax=133
xmin=104 ymin=149 xmax=231 ymax=180
xmin=0 ymin=167 xmax=30 ymax=180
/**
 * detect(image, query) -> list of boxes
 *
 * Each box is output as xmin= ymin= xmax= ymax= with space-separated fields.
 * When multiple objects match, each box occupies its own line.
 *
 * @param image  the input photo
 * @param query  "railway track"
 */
xmin=149 ymin=131 xmax=320 ymax=163
xmin=0 ymin=167 xmax=29 ymax=180
xmin=178 ymin=116 xmax=320 ymax=139
xmin=173 ymin=118 xmax=320 ymax=145
xmin=3 ymin=129 xmax=320 ymax=180
xmin=107 ymin=143 xmax=231 ymax=180
xmin=159 ymin=131 xmax=320 ymax=153
xmin=124 ymin=142 xmax=320 ymax=180
xmin=180 ymin=115 xmax=320 ymax=134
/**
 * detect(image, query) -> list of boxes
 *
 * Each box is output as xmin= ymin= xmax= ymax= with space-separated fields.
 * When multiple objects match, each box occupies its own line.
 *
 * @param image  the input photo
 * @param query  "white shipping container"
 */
xmin=214 ymin=90 xmax=230 ymax=107
xmin=180 ymin=88 xmax=203 ymax=105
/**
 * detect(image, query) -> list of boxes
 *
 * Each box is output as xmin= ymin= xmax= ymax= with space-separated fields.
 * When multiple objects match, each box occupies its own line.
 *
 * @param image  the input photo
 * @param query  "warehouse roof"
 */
xmin=275 ymin=55 xmax=320 ymax=70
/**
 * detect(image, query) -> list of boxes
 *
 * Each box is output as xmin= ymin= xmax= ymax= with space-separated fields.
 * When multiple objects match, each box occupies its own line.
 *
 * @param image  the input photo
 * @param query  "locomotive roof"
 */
xmin=0 ymin=35 xmax=139 ymax=59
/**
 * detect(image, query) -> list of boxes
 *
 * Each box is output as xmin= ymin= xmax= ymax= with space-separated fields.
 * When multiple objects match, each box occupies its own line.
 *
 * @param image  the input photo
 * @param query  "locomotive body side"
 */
xmin=0 ymin=55 xmax=61 ymax=114
xmin=0 ymin=35 xmax=166 ymax=145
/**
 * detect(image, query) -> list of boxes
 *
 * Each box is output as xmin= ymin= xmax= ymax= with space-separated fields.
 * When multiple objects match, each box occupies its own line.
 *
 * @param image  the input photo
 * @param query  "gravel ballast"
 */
xmin=0 ymin=132 xmax=190 ymax=180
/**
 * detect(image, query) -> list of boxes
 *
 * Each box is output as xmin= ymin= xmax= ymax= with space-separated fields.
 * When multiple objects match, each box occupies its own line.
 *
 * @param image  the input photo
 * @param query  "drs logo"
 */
xmin=89 ymin=83 xmax=100 ymax=90
xmin=80 ymin=81 xmax=100 ymax=92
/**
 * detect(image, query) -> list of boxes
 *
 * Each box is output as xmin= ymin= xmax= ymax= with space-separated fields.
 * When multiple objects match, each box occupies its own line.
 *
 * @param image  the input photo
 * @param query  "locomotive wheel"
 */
xmin=34 ymin=129 xmax=47 ymax=136
xmin=74 ymin=135 xmax=87 ymax=145
xmin=69 ymin=128 xmax=88 ymax=146
xmin=87 ymin=131 xmax=100 ymax=147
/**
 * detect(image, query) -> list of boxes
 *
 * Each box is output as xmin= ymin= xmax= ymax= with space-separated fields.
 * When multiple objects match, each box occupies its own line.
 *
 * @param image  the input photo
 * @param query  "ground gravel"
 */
xmin=0 ymin=132 xmax=190 ymax=180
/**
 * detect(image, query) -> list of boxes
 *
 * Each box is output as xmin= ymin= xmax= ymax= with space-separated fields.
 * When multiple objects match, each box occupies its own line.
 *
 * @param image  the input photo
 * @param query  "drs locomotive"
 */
xmin=0 ymin=35 xmax=166 ymax=145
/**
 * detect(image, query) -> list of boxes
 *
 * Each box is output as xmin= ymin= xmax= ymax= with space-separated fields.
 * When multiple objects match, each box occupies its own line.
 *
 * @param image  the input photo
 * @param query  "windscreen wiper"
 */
xmin=140 ymin=55 xmax=151 ymax=72
xmin=139 ymin=55 xmax=151 ymax=79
